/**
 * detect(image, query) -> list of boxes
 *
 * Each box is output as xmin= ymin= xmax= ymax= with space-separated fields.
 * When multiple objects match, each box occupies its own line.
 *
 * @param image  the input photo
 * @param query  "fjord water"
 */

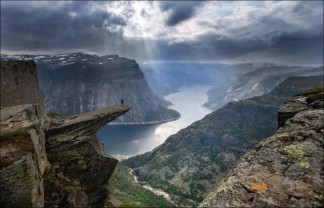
xmin=97 ymin=85 xmax=212 ymax=159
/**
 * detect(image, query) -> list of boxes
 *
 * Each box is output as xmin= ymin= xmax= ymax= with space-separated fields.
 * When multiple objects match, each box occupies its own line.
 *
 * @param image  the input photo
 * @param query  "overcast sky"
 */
xmin=1 ymin=1 xmax=323 ymax=65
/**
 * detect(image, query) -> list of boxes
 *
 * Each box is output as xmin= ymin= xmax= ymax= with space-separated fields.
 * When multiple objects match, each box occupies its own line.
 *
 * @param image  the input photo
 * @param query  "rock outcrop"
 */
xmin=0 ymin=104 xmax=48 ymax=208
xmin=44 ymin=106 xmax=129 ymax=207
xmin=0 ymin=61 xmax=129 ymax=207
xmin=199 ymin=85 xmax=324 ymax=207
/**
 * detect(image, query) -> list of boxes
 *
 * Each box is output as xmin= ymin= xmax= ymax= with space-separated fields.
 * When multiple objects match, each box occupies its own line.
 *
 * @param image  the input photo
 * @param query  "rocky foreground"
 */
xmin=199 ymin=86 xmax=324 ymax=207
xmin=0 ymin=61 xmax=129 ymax=207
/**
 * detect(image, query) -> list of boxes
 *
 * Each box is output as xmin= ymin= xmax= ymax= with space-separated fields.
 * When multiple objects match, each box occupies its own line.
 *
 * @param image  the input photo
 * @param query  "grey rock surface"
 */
xmin=44 ymin=105 xmax=129 ymax=207
xmin=1 ymin=61 xmax=45 ymax=114
xmin=199 ymin=86 xmax=324 ymax=207
xmin=0 ymin=104 xmax=48 ymax=208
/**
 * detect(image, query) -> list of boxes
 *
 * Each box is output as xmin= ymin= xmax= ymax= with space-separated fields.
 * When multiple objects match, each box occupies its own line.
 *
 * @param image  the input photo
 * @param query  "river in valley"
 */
xmin=97 ymin=85 xmax=213 ymax=159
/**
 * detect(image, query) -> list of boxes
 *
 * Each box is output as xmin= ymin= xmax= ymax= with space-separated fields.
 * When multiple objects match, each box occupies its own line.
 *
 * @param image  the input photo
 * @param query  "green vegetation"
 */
xmin=108 ymin=164 xmax=174 ymax=208
xmin=307 ymin=91 xmax=324 ymax=103
xmin=299 ymin=85 xmax=324 ymax=96
xmin=283 ymin=144 xmax=310 ymax=169
xmin=0 ymin=130 xmax=33 ymax=151
xmin=0 ymin=130 xmax=33 ymax=168
xmin=135 ymin=172 xmax=191 ymax=199
xmin=298 ymin=85 xmax=324 ymax=103
xmin=47 ymin=112 xmax=61 ymax=118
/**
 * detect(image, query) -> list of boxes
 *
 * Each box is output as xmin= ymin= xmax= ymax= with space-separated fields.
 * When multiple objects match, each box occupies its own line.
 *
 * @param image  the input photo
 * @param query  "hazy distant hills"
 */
xmin=140 ymin=62 xmax=276 ymax=96
xmin=123 ymin=75 xmax=323 ymax=206
xmin=1 ymin=53 xmax=180 ymax=123
xmin=205 ymin=65 xmax=323 ymax=110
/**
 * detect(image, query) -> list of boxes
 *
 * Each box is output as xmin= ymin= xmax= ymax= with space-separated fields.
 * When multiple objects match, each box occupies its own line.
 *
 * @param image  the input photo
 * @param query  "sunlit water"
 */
xmin=97 ymin=85 xmax=213 ymax=159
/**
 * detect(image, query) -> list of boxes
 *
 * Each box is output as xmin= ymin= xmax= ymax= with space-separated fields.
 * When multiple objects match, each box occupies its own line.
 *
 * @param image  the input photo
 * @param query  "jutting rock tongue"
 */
xmin=1 ymin=61 xmax=129 ymax=207
xmin=44 ymin=105 xmax=129 ymax=207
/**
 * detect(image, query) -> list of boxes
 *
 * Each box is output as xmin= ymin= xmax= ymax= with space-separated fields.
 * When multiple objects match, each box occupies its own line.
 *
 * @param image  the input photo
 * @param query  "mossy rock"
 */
xmin=105 ymin=200 xmax=116 ymax=208
xmin=299 ymin=85 xmax=324 ymax=96
xmin=0 ymin=130 xmax=33 ymax=168
xmin=307 ymin=92 xmax=324 ymax=103
xmin=47 ymin=112 xmax=61 ymax=118
xmin=283 ymin=144 xmax=310 ymax=168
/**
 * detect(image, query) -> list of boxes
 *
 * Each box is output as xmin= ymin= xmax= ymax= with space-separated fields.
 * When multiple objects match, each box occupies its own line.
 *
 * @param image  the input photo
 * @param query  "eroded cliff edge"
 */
xmin=199 ymin=86 xmax=324 ymax=207
xmin=0 ymin=61 xmax=129 ymax=207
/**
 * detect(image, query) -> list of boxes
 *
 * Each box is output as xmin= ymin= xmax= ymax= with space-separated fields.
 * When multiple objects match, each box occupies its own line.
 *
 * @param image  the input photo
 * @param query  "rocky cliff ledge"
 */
xmin=0 ymin=61 xmax=129 ymax=207
xmin=44 ymin=106 xmax=129 ymax=207
xmin=199 ymin=85 xmax=323 ymax=207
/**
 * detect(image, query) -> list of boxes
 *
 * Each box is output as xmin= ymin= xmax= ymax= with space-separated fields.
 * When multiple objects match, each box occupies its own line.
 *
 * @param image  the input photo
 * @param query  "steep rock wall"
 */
xmin=1 ymin=61 xmax=45 ymax=114
xmin=34 ymin=53 xmax=179 ymax=123
xmin=0 ymin=104 xmax=48 ymax=208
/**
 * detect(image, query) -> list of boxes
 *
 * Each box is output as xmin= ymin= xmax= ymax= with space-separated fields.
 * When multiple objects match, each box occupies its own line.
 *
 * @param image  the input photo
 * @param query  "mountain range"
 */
xmin=205 ymin=65 xmax=323 ymax=110
xmin=140 ymin=62 xmax=275 ymax=96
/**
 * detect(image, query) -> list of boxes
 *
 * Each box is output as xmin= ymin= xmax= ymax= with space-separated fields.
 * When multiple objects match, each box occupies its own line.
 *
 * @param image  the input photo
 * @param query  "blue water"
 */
xmin=97 ymin=85 xmax=212 ymax=159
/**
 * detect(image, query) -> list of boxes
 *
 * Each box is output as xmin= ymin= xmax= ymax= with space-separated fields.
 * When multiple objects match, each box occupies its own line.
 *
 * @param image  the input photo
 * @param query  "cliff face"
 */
xmin=0 ymin=104 xmax=48 ymax=208
xmin=0 ymin=61 xmax=129 ymax=207
xmin=1 ymin=53 xmax=179 ymax=124
xmin=0 ymin=61 xmax=44 ymax=114
xmin=123 ymin=76 xmax=323 ymax=206
xmin=199 ymin=86 xmax=323 ymax=207
xmin=1 ymin=61 xmax=48 ymax=207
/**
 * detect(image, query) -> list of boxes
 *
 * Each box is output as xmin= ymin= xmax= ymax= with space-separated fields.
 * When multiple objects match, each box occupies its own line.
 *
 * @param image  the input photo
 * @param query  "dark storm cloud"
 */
xmin=153 ymin=30 xmax=323 ymax=65
xmin=1 ymin=1 xmax=322 ymax=65
xmin=156 ymin=1 xmax=323 ymax=64
xmin=197 ymin=30 xmax=322 ymax=60
xmin=160 ymin=1 xmax=204 ymax=26
xmin=1 ymin=1 xmax=126 ymax=52
xmin=121 ymin=26 xmax=322 ymax=64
